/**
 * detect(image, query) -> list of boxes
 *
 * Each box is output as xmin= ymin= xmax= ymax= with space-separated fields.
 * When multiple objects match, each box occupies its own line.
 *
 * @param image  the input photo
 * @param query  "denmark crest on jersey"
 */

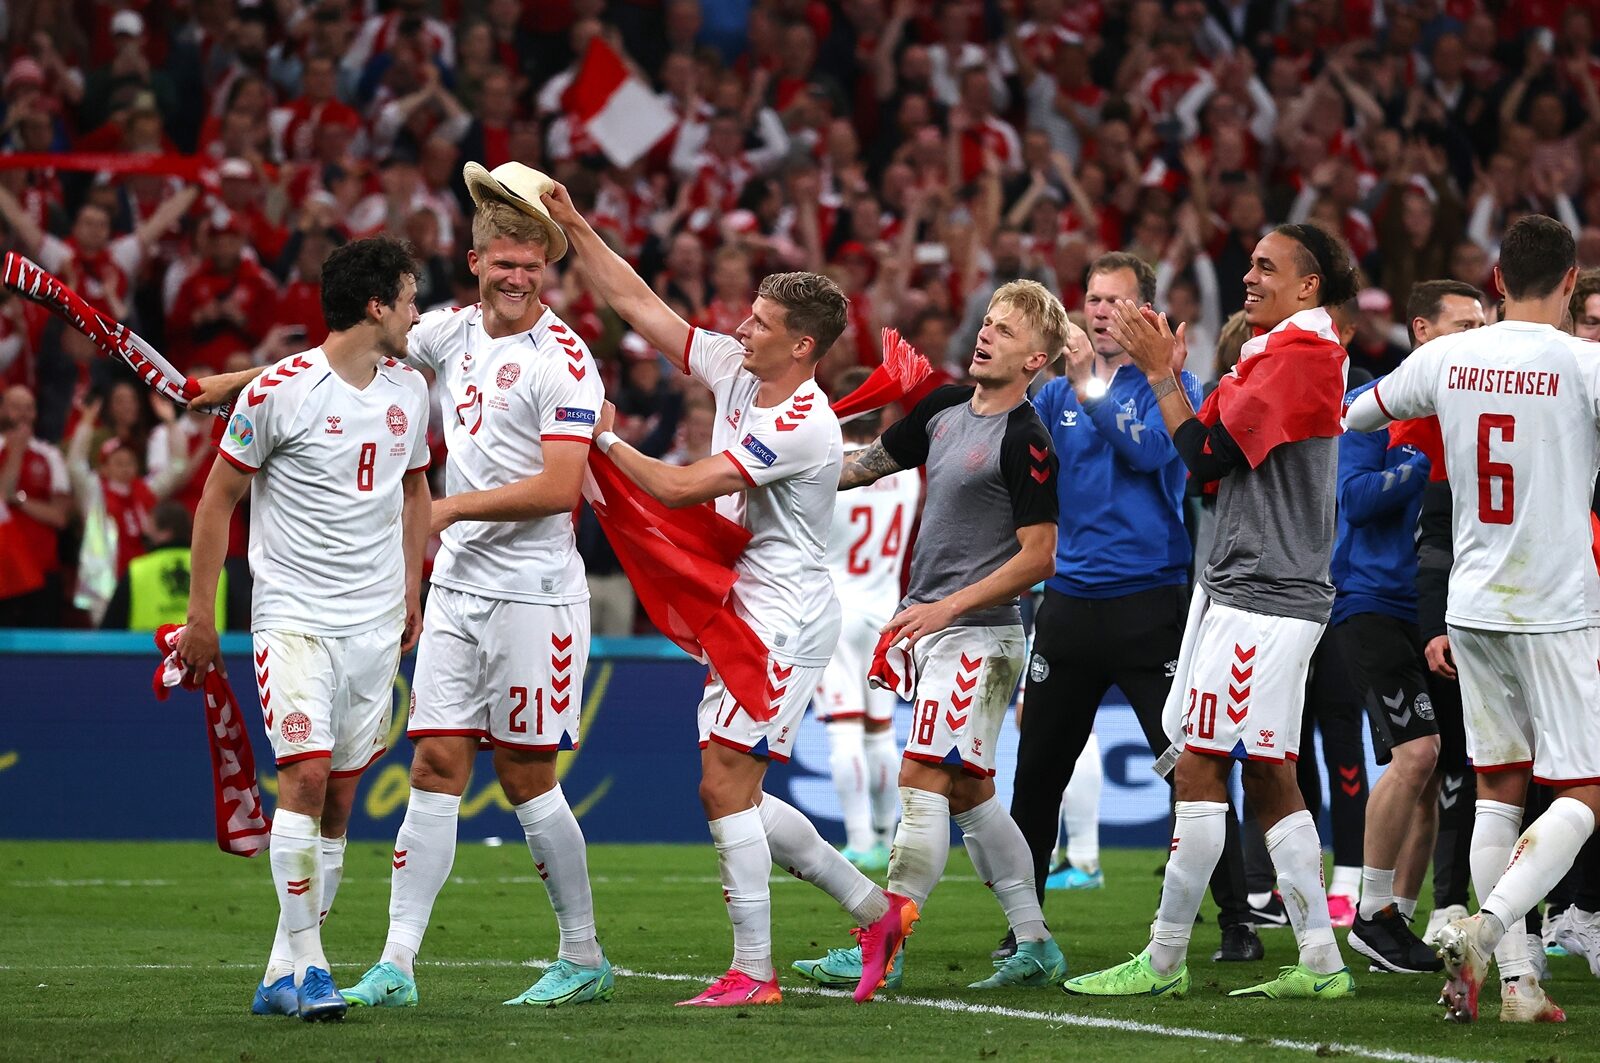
xmin=386 ymin=404 xmax=409 ymax=436
xmin=496 ymin=362 xmax=521 ymax=389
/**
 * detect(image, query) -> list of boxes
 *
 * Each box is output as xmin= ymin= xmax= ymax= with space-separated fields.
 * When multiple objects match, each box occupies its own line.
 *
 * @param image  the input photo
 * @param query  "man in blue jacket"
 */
xmin=1000 ymin=253 xmax=1262 ymax=963
xmin=1337 ymin=279 xmax=1485 ymax=974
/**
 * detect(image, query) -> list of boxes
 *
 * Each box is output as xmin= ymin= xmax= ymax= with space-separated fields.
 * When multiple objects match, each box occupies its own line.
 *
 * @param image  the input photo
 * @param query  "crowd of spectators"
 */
xmin=2 ymin=0 xmax=1599 ymax=631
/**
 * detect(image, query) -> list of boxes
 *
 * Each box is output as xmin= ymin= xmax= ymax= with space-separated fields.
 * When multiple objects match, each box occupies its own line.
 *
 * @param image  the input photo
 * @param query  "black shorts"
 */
xmin=1336 ymin=612 xmax=1439 ymax=763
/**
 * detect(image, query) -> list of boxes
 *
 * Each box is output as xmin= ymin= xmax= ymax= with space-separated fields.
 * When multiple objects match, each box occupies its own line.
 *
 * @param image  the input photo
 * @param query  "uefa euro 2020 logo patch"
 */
xmin=228 ymin=412 xmax=254 ymax=448
xmin=554 ymin=407 xmax=597 ymax=425
xmin=741 ymin=434 xmax=777 ymax=467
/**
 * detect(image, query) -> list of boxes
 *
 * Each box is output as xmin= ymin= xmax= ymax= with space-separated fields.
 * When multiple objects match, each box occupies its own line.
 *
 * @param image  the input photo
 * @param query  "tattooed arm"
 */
xmin=838 ymin=439 xmax=905 ymax=490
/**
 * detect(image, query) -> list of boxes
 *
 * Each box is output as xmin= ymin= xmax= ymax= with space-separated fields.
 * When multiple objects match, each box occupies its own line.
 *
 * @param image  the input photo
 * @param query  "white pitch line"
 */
xmin=1 ymin=956 xmax=1485 ymax=1063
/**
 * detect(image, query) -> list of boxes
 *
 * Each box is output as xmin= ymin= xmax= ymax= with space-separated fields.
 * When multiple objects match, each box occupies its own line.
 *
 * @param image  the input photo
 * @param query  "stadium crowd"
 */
xmin=0 ymin=0 xmax=1597 ymax=634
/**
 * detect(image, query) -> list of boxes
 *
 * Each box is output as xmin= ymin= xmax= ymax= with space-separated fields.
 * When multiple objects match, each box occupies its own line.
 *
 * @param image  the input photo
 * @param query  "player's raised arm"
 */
xmin=179 ymin=457 xmax=252 ymax=672
xmin=187 ymin=365 xmax=268 ymax=410
xmin=540 ymin=182 xmax=692 ymax=371
xmin=595 ymin=402 xmax=751 ymax=508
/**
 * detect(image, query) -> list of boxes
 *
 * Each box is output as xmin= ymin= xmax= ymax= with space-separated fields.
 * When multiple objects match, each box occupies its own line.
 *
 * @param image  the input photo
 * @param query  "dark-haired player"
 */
xmin=1347 ymin=215 xmax=1600 ymax=1024
xmin=180 ymin=236 xmax=432 ymax=1020
xmin=1066 ymin=224 xmax=1358 ymax=1000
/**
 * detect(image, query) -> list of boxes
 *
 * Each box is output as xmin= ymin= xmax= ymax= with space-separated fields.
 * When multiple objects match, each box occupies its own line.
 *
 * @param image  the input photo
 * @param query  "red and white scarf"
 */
xmin=152 ymin=624 xmax=271 ymax=857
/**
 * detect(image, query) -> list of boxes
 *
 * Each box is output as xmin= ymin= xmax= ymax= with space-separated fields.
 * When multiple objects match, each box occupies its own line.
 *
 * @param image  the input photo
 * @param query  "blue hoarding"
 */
xmin=0 ymin=632 xmax=1385 ymax=847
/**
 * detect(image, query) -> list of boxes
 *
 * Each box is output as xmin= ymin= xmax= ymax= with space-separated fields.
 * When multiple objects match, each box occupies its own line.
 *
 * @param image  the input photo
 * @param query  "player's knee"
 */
xmin=1388 ymin=737 xmax=1440 ymax=786
xmin=1174 ymin=749 xmax=1230 ymax=801
xmin=1239 ymin=760 xmax=1301 ymax=817
xmin=494 ymin=749 xmax=556 ymax=806
xmin=947 ymin=774 xmax=995 ymax=815
xmin=276 ymin=758 xmax=331 ymax=815
xmin=409 ymin=740 xmax=471 ymax=795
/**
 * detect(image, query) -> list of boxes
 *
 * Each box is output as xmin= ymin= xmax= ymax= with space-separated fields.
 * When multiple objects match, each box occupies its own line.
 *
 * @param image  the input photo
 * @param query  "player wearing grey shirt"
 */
xmin=1065 ymin=224 xmax=1360 ymax=1002
xmin=794 ymin=280 xmax=1072 ymax=997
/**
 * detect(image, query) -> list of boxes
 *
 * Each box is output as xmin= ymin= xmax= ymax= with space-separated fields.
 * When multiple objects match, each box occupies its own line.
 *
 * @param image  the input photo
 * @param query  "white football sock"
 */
xmin=955 ymin=796 xmax=1049 ymax=942
xmin=381 ymin=788 xmax=461 ymax=977
xmin=263 ymin=834 xmax=346 ymax=985
xmin=268 ymin=809 xmax=327 ymax=982
xmin=1481 ymin=797 xmax=1596 ymax=947
xmin=1063 ymin=733 xmax=1102 ymax=872
xmin=887 ymin=787 xmax=951 ymax=909
xmin=1266 ymin=810 xmax=1342 ymax=974
xmin=709 ymin=806 xmax=774 ymax=981
xmin=319 ymin=835 xmax=347 ymax=925
xmin=826 ymin=721 xmax=874 ymax=852
xmin=1358 ymin=866 xmax=1395 ymax=920
xmin=1148 ymin=800 xmax=1226 ymax=975
xmin=1330 ymin=864 xmax=1361 ymax=900
xmin=1470 ymin=799 xmax=1532 ymax=979
xmin=758 ymin=795 xmax=888 ymax=925
xmin=514 ymin=784 xmax=603 ymax=968
xmin=1396 ymin=896 xmax=1417 ymax=921
xmin=863 ymin=726 xmax=900 ymax=842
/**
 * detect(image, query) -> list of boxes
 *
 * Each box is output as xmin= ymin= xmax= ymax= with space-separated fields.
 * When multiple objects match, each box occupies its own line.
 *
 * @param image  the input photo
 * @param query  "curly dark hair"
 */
xmin=320 ymin=236 xmax=419 ymax=332
xmin=1274 ymin=223 xmax=1358 ymax=308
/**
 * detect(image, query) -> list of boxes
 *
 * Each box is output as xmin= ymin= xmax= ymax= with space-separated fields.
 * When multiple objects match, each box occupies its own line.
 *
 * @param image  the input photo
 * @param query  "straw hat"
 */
xmin=462 ymin=161 xmax=568 ymax=261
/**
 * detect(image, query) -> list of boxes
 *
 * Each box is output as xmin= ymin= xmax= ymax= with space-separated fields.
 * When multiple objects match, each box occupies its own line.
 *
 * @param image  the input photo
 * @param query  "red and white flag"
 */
xmin=561 ymin=38 xmax=677 ymax=169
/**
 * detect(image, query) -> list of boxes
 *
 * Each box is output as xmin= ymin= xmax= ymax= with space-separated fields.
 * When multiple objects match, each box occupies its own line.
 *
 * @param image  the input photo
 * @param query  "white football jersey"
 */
xmin=408 ymin=304 xmax=602 ymax=604
xmin=826 ymin=445 xmax=920 ymax=622
xmin=689 ymin=327 xmax=843 ymax=664
xmin=1363 ymin=320 xmax=1600 ymax=632
xmin=219 ymin=348 xmax=430 ymax=635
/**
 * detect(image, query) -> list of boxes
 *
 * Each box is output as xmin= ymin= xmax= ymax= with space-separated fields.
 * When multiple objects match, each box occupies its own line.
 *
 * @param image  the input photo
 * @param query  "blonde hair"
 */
xmin=990 ymin=279 xmax=1069 ymax=368
xmin=471 ymin=199 xmax=549 ymax=253
xmin=1215 ymin=310 xmax=1252 ymax=376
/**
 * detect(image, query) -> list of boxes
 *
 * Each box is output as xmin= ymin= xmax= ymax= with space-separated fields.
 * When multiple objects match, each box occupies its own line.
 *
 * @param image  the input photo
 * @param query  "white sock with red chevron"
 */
xmin=826 ymin=721 xmax=875 ymax=852
xmin=887 ymin=787 xmax=951 ymax=909
xmin=1266 ymin=809 xmax=1343 ymax=974
xmin=954 ymin=796 xmax=1048 ymax=942
xmin=709 ymin=807 xmax=775 ymax=981
xmin=1148 ymin=800 xmax=1226 ymax=975
xmin=515 ymin=784 xmax=604 ymax=967
xmin=758 ymin=794 xmax=889 ymax=924
xmin=268 ymin=809 xmax=327 ymax=982
xmin=381 ymin=788 xmax=461 ymax=977
xmin=1481 ymin=798 xmax=1595 ymax=955
xmin=263 ymin=834 xmax=347 ymax=984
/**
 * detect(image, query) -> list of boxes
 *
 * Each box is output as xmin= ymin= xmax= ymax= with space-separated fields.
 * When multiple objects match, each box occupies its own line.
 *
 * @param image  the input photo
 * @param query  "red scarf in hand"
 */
xmin=831 ymin=328 xmax=932 ymax=420
xmin=1197 ymin=307 xmax=1348 ymax=468
xmin=152 ymin=624 xmax=271 ymax=857
xmin=867 ymin=629 xmax=915 ymax=698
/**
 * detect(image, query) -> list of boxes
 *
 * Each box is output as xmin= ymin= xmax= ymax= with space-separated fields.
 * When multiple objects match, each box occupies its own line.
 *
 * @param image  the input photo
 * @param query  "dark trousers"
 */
xmin=1429 ymin=669 xmax=1475 ymax=908
xmin=1243 ymin=625 xmax=1368 ymax=890
xmin=1009 ymin=585 xmax=1250 ymax=928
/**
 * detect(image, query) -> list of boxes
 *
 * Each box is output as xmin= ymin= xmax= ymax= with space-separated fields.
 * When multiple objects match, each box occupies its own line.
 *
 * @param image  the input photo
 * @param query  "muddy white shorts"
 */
xmin=253 ymin=612 xmax=403 ymax=775
xmin=1451 ymin=624 xmax=1600 ymax=785
xmin=902 ymin=624 xmax=1025 ymax=778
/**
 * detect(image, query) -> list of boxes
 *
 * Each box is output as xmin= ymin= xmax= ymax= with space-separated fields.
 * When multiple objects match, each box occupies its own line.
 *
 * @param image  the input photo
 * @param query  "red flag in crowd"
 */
xmin=561 ymin=37 xmax=678 ymax=169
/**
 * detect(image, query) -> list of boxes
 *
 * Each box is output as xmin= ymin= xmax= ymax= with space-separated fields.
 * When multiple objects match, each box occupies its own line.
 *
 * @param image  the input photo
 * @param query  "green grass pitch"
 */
xmin=2 ymin=841 xmax=1594 ymax=1062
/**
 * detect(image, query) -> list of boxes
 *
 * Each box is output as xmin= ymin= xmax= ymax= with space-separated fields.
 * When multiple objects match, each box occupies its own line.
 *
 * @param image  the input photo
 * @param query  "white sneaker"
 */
xmin=1424 ymin=904 xmax=1470 ymax=946
xmin=1555 ymin=908 xmax=1600 ymax=976
xmin=1544 ymin=907 xmax=1574 ymax=955
xmin=1499 ymin=973 xmax=1565 ymax=1023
